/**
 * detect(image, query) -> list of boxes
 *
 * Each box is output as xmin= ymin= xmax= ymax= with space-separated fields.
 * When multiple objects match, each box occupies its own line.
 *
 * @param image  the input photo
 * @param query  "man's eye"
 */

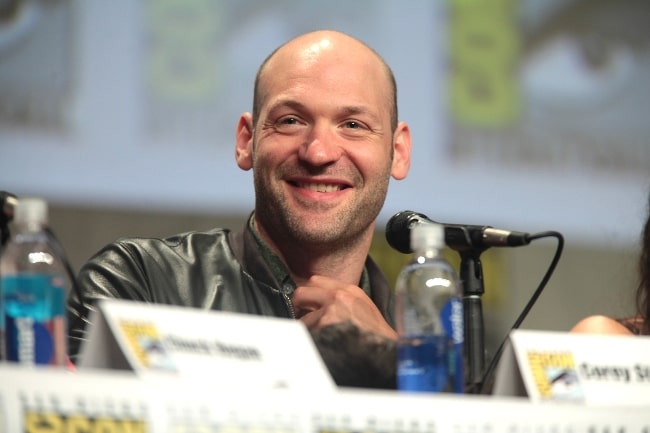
xmin=279 ymin=117 xmax=299 ymax=125
xmin=345 ymin=121 xmax=361 ymax=129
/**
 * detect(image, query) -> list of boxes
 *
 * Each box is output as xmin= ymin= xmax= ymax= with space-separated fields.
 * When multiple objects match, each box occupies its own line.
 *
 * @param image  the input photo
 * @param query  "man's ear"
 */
xmin=390 ymin=121 xmax=411 ymax=180
xmin=235 ymin=112 xmax=254 ymax=170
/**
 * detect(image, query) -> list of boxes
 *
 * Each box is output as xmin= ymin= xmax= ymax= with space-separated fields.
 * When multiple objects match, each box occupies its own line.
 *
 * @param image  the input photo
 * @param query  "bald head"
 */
xmin=252 ymin=30 xmax=398 ymax=131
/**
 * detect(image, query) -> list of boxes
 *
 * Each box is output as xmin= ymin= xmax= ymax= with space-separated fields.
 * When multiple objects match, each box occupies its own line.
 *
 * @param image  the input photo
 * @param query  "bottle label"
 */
xmin=2 ymin=274 xmax=66 ymax=365
xmin=442 ymin=297 xmax=464 ymax=345
xmin=442 ymin=297 xmax=465 ymax=392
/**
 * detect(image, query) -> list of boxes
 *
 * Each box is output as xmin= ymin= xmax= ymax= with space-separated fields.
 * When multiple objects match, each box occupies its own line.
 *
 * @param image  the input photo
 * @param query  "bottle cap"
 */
xmin=14 ymin=197 xmax=48 ymax=226
xmin=411 ymin=222 xmax=444 ymax=250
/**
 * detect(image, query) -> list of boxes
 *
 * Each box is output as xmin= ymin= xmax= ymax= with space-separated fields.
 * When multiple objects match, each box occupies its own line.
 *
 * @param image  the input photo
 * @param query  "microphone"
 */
xmin=1 ymin=191 xmax=18 ymax=224
xmin=1 ymin=191 xmax=18 ymax=246
xmin=385 ymin=210 xmax=531 ymax=253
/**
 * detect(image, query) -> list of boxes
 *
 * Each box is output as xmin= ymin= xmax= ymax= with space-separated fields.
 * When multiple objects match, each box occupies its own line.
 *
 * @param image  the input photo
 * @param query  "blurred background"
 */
xmin=1 ymin=0 xmax=649 ymax=362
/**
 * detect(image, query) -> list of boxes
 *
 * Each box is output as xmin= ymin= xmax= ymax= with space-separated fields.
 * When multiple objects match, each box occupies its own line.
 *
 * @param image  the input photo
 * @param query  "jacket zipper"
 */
xmin=281 ymin=284 xmax=296 ymax=319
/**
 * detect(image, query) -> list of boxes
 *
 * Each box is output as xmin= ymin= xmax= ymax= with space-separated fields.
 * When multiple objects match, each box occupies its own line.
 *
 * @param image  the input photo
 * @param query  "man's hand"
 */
xmin=291 ymin=275 xmax=397 ymax=340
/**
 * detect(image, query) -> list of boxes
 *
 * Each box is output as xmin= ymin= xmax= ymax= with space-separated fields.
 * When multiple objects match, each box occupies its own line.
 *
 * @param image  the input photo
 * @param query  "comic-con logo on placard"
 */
xmin=527 ymin=351 xmax=584 ymax=401
xmin=119 ymin=320 xmax=176 ymax=371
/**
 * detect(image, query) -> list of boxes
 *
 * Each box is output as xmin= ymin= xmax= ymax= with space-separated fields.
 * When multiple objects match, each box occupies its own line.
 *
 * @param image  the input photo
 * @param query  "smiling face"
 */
xmin=236 ymin=31 xmax=410 ymax=254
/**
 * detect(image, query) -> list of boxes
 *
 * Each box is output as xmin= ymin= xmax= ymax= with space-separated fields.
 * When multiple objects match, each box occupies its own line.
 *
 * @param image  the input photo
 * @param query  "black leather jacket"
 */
xmin=66 ymin=224 xmax=395 ymax=361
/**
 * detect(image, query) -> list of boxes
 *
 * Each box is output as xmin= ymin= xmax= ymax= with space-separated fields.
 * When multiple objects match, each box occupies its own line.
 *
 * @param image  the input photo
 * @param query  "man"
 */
xmin=67 ymin=30 xmax=412 ymax=362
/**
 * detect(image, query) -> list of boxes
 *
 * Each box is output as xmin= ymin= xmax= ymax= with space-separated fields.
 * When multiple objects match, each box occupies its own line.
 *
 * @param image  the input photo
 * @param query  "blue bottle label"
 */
xmin=441 ymin=297 xmax=464 ymax=345
xmin=2 ymin=274 xmax=66 ymax=365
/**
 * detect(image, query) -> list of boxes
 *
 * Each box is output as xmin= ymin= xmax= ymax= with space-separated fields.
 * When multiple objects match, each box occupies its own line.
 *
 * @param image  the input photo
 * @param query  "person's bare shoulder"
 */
xmin=570 ymin=315 xmax=633 ymax=335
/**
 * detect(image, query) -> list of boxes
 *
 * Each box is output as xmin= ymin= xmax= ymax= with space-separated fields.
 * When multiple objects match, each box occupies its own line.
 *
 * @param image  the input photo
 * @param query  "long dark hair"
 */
xmin=636 ymin=192 xmax=650 ymax=334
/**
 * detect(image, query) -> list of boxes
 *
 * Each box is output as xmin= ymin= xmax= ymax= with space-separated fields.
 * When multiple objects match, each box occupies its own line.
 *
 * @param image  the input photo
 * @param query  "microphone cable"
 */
xmin=44 ymin=227 xmax=83 ymax=305
xmin=474 ymin=230 xmax=564 ymax=394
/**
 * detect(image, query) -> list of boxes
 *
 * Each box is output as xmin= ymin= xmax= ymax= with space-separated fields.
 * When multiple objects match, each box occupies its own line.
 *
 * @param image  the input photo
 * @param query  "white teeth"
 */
xmin=300 ymin=183 xmax=341 ymax=192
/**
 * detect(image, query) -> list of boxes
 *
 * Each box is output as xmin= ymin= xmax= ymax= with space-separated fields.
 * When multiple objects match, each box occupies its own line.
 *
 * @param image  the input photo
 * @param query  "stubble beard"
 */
xmin=253 ymin=169 xmax=390 ymax=253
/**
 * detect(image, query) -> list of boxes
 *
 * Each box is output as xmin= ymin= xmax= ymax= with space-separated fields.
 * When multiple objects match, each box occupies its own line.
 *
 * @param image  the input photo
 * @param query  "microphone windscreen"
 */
xmin=385 ymin=210 xmax=419 ymax=254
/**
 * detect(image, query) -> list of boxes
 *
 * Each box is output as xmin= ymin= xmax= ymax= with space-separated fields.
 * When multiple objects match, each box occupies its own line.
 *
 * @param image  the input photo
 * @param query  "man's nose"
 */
xmin=298 ymin=124 xmax=343 ymax=166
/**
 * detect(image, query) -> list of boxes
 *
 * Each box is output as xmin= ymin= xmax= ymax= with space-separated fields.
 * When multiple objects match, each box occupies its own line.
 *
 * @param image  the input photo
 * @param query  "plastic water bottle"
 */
xmin=395 ymin=222 xmax=464 ymax=392
xmin=0 ymin=197 xmax=69 ymax=366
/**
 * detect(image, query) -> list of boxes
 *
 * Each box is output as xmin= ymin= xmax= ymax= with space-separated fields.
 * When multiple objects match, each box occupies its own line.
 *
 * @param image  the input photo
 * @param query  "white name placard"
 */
xmin=1 ymin=363 xmax=648 ymax=432
xmin=78 ymin=299 xmax=336 ymax=392
xmin=492 ymin=329 xmax=650 ymax=406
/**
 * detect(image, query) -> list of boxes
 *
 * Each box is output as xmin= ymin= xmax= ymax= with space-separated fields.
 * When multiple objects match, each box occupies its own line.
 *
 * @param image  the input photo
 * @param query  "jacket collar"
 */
xmin=228 ymin=212 xmax=394 ymax=326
